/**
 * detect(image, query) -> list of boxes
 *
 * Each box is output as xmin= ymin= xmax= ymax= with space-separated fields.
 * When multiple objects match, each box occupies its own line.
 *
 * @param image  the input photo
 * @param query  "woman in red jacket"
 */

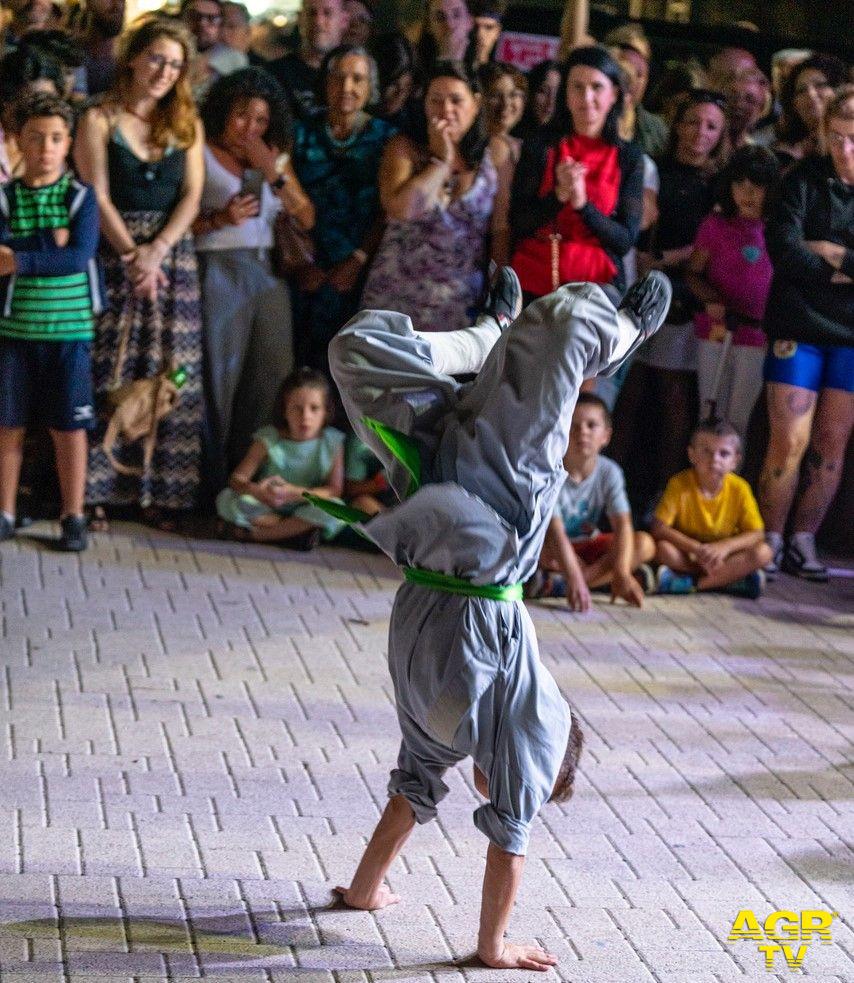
xmin=510 ymin=45 xmax=644 ymax=305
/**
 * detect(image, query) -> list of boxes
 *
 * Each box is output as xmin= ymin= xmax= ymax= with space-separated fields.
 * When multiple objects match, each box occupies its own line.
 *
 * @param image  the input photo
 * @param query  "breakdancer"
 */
xmin=310 ymin=270 xmax=671 ymax=971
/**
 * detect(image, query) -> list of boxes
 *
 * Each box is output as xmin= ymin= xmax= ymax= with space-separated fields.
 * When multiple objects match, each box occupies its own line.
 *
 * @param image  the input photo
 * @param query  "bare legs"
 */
xmin=758 ymin=383 xmax=816 ymax=533
xmin=0 ymin=427 xmax=24 ymax=516
xmin=655 ymin=539 xmax=773 ymax=591
xmin=758 ymin=383 xmax=853 ymax=536
xmin=0 ymin=426 xmax=86 ymax=519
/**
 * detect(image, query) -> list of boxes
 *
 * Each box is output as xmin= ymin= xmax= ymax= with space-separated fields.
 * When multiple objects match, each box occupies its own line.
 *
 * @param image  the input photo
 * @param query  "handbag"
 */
xmin=273 ymin=209 xmax=315 ymax=277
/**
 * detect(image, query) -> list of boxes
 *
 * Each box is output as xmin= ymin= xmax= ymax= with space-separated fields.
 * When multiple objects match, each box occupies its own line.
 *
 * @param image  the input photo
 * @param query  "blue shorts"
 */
xmin=764 ymin=340 xmax=854 ymax=393
xmin=0 ymin=338 xmax=95 ymax=430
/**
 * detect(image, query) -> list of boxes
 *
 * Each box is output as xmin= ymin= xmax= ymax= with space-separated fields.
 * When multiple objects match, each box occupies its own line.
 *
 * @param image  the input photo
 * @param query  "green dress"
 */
xmin=216 ymin=425 xmax=346 ymax=538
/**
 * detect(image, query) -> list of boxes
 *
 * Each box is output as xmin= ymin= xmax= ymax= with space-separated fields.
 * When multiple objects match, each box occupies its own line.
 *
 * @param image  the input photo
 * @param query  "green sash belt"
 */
xmin=403 ymin=566 xmax=523 ymax=601
xmin=302 ymin=416 xmax=522 ymax=602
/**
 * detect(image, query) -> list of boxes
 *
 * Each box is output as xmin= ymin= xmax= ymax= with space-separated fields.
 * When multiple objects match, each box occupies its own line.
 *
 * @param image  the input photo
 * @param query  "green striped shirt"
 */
xmin=0 ymin=173 xmax=95 ymax=342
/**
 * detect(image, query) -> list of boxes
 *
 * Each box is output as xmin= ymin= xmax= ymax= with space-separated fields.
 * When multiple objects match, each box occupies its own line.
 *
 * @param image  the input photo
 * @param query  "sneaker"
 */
xmin=724 ymin=570 xmax=765 ymax=600
xmin=782 ymin=534 xmax=828 ymax=582
xmin=656 ymin=565 xmax=695 ymax=595
xmin=523 ymin=569 xmax=547 ymax=599
xmin=605 ymin=271 xmax=673 ymax=378
xmin=0 ymin=514 xmax=15 ymax=543
xmin=523 ymin=570 xmax=566 ymax=599
xmin=764 ymin=532 xmax=783 ymax=579
xmin=480 ymin=264 xmax=522 ymax=331
xmin=634 ymin=563 xmax=656 ymax=594
xmin=57 ymin=514 xmax=88 ymax=552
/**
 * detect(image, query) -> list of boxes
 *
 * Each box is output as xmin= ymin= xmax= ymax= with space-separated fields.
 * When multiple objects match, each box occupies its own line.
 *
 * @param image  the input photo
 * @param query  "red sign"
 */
xmin=496 ymin=31 xmax=560 ymax=72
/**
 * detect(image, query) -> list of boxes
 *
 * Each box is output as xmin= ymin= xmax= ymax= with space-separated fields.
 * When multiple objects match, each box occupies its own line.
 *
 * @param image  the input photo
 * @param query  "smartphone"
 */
xmin=240 ymin=168 xmax=264 ymax=200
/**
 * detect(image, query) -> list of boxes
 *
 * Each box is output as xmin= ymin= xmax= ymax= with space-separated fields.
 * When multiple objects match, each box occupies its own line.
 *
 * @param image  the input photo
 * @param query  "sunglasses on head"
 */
xmin=685 ymin=88 xmax=727 ymax=109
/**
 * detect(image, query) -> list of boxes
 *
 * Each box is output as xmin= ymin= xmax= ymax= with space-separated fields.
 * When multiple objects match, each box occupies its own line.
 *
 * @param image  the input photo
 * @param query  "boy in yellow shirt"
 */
xmin=651 ymin=420 xmax=773 ymax=598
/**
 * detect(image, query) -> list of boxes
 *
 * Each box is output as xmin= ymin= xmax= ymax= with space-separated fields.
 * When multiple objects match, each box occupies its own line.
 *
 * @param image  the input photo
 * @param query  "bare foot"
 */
xmin=333 ymin=885 xmax=401 ymax=911
xmin=478 ymin=940 xmax=557 ymax=971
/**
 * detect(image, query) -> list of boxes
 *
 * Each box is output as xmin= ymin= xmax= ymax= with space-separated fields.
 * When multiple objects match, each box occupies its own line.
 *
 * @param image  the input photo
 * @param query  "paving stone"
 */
xmin=1 ymin=525 xmax=853 ymax=981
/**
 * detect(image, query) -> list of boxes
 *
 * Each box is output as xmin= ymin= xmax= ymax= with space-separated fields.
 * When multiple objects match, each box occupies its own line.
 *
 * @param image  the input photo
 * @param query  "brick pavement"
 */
xmin=0 ymin=521 xmax=852 ymax=983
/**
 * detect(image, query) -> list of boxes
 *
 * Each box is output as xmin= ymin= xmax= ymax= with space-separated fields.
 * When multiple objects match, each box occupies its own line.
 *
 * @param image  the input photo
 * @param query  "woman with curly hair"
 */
xmin=74 ymin=16 xmax=204 ymax=528
xmin=194 ymin=66 xmax=314 ymax=484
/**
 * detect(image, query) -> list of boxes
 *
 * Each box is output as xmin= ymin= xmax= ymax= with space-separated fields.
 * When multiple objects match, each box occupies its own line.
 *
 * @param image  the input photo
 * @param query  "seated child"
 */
xmin=216 ymin=367 xmax=346 ymax=548
xmin=0 ymin=94 xmax=102 ymax=552
xmin=651 ymin=419 xmax=773 ymax=598
xmin=526 ymin=393 xmax=655 ymax=611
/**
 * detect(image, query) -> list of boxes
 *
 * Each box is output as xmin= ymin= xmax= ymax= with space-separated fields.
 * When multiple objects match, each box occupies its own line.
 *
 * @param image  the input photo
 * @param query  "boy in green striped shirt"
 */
xmin=0 ymin=94 xmax=103 ymax=552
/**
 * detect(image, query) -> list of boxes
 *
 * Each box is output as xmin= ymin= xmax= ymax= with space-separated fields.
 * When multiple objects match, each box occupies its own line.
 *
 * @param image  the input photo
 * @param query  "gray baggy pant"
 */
xmin=325 ymin=284 xmax=629 ymax=854
xmin=199 ymin=249 xmax=293 ymax=479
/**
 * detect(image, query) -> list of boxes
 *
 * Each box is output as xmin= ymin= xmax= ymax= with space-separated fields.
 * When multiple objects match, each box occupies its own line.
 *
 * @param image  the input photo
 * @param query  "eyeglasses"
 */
xmin=147 ymin=53 xmax=184 ymax=72
xmin=188 ymin=10 xmax=222 ymax=22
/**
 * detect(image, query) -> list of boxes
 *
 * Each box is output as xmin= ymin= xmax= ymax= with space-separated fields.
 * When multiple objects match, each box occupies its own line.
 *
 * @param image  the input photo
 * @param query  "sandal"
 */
xmin=140 ymin=507 xmax=181 ymax=533
xmin=86 ymin=505 xmax=110 ymax=533
xmin=217 ymin=519 xmax=253 ymax=543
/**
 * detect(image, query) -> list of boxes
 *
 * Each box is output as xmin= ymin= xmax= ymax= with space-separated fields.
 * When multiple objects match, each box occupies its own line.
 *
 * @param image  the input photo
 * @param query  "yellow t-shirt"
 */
xmin=654 ymin=469 xmax=764 ymax=543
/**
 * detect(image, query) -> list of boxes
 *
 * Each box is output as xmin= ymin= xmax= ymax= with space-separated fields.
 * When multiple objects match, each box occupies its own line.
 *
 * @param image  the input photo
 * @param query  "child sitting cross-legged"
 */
xmin=652 ymin=419 xmax=773 ymax=598
xmin=216 ymin=367 xmax=346 ymax=549
xmin=525 ymin=393 xmax=656 ymax=612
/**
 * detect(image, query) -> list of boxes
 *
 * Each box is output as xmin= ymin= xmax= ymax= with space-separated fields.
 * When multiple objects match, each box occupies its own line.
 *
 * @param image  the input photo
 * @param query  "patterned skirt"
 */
xmin=87 ymin=211 xmax=203 ymax=511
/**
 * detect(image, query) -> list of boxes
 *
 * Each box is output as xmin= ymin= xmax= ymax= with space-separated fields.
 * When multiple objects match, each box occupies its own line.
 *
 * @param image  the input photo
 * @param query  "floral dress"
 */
xmin=361 ymin=149 xmax=498 ymax=333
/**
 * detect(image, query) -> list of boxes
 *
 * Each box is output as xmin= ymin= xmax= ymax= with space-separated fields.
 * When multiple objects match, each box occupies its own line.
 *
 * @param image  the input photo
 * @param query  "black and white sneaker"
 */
xmin=479 ymin=265 xmax=522 ymax=331
xmin=57 ymin=514 xmax=88 ymax=552
xmin=0 ymin=514 xmax=15 ymax=543
xmin=604 ymin=271 xmax=672 ymax=377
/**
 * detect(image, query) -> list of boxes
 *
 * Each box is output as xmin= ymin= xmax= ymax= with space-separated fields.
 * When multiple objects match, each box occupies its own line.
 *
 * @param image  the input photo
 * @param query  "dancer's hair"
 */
xmin=550 ymin=714 xmax=584 ymax=803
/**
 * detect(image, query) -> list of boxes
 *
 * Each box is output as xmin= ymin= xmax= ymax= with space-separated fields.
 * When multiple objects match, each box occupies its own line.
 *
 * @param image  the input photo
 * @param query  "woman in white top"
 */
xmin=194 ymin=67 xmax=314 ymax=485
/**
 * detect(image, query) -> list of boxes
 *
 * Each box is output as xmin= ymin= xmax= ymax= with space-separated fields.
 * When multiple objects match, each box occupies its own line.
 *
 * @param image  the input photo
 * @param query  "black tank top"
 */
xmin=108 ymin=129 xmax=186 ymax=212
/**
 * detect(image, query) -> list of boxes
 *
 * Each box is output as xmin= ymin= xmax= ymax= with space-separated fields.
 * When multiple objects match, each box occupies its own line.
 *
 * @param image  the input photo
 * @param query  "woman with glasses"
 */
xmin=758 ymin=85 xmax=854 ymax=581
xmin=772 ymin=54 xmax=847 ymax=170
xmin=74 ymin=16 xmax=205 ymax=530
xmin=609 ymin=89 xmax=729 ymax=515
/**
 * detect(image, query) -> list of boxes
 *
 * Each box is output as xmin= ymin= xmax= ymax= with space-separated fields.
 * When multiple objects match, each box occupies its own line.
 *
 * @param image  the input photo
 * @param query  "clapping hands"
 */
xmin=555 ymin=156 xmax=587 ymax=209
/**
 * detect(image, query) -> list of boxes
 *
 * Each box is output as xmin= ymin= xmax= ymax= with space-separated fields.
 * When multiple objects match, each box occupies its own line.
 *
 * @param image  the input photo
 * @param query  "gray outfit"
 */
xmin=198 ymin=250 xmax=292 ymax=477
xmin=329 ymin=283 xmax=628 ymax=854
xmin=556 ymin=456 xmax=630 ymax=539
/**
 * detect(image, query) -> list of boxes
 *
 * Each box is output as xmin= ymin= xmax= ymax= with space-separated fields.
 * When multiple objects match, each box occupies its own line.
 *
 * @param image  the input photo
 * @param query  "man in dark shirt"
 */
xmin=267 ymin=0 xmax=347 ymax=122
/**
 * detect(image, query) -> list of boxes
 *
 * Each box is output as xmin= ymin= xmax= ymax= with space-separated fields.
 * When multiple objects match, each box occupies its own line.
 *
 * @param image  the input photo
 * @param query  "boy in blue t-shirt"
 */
xmin=0 ymin=94 xmax=102 ymax=551
xmin=526 ymin=393 xmax=655 ymax=611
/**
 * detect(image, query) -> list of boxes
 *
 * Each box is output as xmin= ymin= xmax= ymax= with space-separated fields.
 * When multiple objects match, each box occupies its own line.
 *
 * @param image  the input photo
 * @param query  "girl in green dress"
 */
xmin=216 ymin=367 xmax=345 ymax=546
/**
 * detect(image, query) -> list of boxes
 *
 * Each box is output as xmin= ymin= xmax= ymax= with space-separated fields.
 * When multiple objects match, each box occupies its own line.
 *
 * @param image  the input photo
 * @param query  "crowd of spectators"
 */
xmin=0 ymin=0 xmax=851 ymax=595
